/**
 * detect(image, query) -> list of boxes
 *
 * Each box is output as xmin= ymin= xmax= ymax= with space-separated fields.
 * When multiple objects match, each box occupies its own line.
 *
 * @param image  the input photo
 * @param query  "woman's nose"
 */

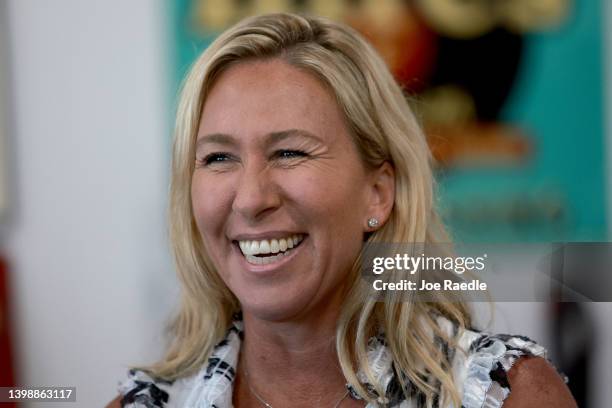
xmin=231 ymin=165 xmax=281 ymax=221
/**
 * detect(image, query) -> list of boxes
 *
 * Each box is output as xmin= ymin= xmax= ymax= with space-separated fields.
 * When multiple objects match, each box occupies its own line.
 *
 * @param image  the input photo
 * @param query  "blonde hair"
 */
xmin=147 ymin=12 xmax=471 ymax=407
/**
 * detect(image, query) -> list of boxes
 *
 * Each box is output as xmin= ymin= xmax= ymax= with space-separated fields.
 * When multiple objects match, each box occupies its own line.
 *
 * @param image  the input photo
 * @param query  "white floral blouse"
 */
xmin=117 ymin=314 xmax=559 ymax=408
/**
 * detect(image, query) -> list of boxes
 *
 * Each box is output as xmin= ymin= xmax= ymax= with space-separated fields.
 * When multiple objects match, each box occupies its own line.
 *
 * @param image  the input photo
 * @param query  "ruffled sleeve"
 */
xmin=116 ymin=316 xmax=244 ymax=408
xmin=459 ymin=332 xmax=562 ymax=408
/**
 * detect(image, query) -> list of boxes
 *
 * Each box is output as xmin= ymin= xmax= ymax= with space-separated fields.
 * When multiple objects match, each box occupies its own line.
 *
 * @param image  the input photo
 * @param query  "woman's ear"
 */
xmin=365 ymin=161 xmax=395 ymax=231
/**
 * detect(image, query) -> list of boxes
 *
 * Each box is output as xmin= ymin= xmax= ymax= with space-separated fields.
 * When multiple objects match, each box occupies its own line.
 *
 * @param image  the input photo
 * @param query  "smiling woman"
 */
xmin=107 ymin=13 xmax=575 ymax=408
xmin=192 ymin=59 xmax=386 ymax=324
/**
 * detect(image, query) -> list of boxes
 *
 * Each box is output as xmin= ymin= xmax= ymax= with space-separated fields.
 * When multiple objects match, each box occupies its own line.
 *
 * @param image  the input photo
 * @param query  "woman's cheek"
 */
xmin=192 ymin=176 xmax=225 ymax=230
xmin=285 ymin=166 xmax=341 ymax=203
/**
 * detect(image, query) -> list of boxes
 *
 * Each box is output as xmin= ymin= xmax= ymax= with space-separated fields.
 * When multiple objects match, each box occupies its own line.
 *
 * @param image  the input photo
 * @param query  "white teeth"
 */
xmin=245 ymin=251 xmax=290 ymax=265
xmin=279 ymin=239 xmax=288 ymax=252
xmin=237 ymin=234 xmax=304 ymax=257
xmin=259 ymin=240 xmax=270 ymax=254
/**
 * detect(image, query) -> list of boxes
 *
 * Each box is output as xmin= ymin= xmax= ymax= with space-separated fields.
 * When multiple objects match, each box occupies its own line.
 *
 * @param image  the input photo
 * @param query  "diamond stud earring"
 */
xmin=367 ymin=218 xmax=379 ymax=228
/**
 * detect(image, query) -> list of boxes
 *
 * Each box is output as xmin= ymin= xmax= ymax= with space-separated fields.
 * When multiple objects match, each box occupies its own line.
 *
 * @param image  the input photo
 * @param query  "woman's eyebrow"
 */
xmin=195 ymin=133 xmax=237 ymax=150
xmin=267 ymin=129 xmax=324 ymax=145
xmin=195 ymin=129 xmax=324 ymax=150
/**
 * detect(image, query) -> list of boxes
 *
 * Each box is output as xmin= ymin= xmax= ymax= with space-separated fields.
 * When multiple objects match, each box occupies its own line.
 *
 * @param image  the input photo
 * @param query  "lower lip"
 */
xmin=234 ymin=237 xmax=306 ymax=275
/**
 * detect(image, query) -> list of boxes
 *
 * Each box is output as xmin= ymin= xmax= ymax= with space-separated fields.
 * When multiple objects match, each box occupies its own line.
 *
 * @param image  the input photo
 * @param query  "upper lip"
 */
xmin=230 ymin=231 xmax=305 ymax=241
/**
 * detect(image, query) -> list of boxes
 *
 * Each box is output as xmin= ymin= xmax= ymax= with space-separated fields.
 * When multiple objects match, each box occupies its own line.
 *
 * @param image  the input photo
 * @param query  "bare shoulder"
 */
xmin=104 ymin=395 xmax=122 ymax=408
xmin=501 ymin=356 xmax=577 ymax=408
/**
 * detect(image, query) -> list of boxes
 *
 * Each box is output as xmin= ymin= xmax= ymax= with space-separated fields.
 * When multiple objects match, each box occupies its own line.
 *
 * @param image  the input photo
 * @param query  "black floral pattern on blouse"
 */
xmin=120 ymin=373 xmax=171 ymax=408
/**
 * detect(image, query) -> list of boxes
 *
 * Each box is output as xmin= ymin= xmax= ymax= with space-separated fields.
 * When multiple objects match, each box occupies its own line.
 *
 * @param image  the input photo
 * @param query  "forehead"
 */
xmin=198 ymin=59 xmax=349 ymax=141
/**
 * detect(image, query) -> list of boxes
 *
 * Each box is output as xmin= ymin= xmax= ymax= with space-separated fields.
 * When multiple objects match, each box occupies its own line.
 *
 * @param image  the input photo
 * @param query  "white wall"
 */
xmin=3 ymin=1 xmax=176 ymax=406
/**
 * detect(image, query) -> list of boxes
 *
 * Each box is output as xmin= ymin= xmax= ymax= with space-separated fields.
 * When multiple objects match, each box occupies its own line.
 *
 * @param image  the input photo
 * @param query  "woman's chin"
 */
xmin=238 ymin=290 xmax=320 ymax=323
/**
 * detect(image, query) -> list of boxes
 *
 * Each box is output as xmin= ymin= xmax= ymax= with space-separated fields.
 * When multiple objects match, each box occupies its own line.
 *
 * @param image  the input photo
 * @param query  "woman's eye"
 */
xmin=198 ymin=153 xmax=233 ymax=166
xmin=274 ymin=149 xmax=308 ymax=159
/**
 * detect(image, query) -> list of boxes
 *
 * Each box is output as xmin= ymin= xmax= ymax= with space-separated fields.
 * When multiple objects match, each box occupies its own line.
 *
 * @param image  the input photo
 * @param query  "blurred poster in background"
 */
xmin=171 ymin=0 xmax=606 ymax=244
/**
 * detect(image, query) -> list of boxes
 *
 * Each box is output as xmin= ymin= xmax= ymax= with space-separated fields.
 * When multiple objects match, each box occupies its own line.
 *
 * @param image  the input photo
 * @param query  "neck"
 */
xmin=236 ymin=295 xmax=351 ymax=406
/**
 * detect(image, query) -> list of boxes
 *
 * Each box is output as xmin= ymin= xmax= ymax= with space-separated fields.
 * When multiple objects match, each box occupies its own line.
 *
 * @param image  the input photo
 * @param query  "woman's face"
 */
xmin=192 ymin=59 xmax=384 ymax=321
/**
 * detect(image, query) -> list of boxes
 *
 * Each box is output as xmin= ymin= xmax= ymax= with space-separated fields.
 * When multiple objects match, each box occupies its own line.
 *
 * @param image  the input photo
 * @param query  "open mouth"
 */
xmin=234 ymin=234 xmax=306 ymax=265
